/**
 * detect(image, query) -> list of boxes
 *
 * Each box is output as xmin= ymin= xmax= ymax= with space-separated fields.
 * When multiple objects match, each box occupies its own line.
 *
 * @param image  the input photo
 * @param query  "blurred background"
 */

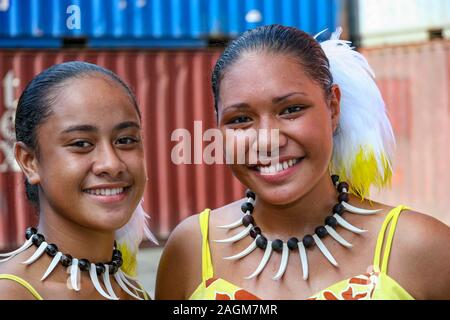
xmin=0 ymin=0 xmax=449 ymax=298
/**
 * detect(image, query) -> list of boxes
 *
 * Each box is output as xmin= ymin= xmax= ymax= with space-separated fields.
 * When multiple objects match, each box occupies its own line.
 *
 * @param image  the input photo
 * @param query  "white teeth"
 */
xmin=84 ymin=187 xmax=125 ymax=196
xmin=257 ymin=158 xmax=301 ymax=174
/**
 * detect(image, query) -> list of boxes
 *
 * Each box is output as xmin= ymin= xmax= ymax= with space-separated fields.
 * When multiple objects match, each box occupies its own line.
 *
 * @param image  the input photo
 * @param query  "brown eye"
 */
xmin=280 ymin=105 xmax=306 ymax=115
xmin=116 ymin=136 xmax=140 ymax=145
xmin=227 ymin=116 xmax=252 ymax=125
xmin=70 ymin=140 xmax=93 ymax=148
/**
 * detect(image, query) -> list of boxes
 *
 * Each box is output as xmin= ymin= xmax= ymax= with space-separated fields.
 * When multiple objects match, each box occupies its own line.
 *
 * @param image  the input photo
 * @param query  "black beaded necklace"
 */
xmin=25 ymin=227 xmax=123 ymax=275
xmin=0 ymin=227 xmax=147 ymax=300
xmin=215 ymin=175 xmax=382 ymax=280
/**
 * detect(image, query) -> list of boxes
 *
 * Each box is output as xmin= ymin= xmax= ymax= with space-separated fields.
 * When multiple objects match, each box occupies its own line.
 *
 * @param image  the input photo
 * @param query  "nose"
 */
xmin=253 ymin=117 xmax=288 ymax=158
xmin=92 ymin=141 xmax=126 ymax=178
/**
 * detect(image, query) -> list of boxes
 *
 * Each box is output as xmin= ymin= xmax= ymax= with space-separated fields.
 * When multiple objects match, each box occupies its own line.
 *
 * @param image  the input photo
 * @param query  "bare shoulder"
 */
xmin=155 ymin=212 xmax=203 ymax=300
xmin=389 ymin=209 xmax=450 ymax=299
xmin=209 ymin=198 xmax=245 ymax=227
xmin=0 ymin=260 xmax=40 ymax=300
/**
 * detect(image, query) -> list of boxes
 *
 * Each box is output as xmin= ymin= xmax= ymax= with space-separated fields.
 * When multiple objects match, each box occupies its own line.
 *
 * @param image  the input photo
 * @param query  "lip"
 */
xmin=251 ymin=157 xmax=304 ymax=184
xmin=82 ymin=183 xmax=130 ymax=190
xmin=82 ymin=184 xmax=132 ymax=204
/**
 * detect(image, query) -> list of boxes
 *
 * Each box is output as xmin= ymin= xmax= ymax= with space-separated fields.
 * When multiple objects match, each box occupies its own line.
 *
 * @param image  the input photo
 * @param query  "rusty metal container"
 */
xmin=361 ymin=40 xmax=450 ymax=225
xmin=0 ymin=49 xmax=246 ymax=250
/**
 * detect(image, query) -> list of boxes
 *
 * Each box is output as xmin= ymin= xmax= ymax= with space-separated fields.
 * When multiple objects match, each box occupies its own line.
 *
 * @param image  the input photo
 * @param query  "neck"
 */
xmin=37 ymin=205 xmax=115 ymax=263
xmin=252 ymin=174 xmax=338 ymax=237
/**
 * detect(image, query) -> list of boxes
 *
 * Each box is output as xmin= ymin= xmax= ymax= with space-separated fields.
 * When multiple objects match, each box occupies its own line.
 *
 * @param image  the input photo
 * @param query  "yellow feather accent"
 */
xmin=332 ymin=147 xmax=392 ymax=199
xmin=117 ymin=242 xmax=138 ymax=277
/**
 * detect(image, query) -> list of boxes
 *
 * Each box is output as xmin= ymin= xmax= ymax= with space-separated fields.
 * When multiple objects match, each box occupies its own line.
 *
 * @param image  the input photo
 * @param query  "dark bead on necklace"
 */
xmin=338 ymin=192 xmax=349 ymax=203
xmin=78 ymin=259 xmax=91 ymax=271
xmin=315 ymin=226 xmax=328 ymax=238
xmin=331 ymin=175 xmax=340 ymax=186
xmin=256 ymin=236 xmax=267 ymax=249
xmin=113 ymin=256 xmax=123 ymax=268
xmin=242 ymin=214 xmax=254 ymax=227
xmin=325 ymin=216 xmax=338 ymax=228
xmin=60 ymin=254 xmax=73 ymax=267
xmin=337 ymin=182 xmax=349 ymax=193
xmin=302 ymin=235 xmax=315 ymax=248
xmin=249 ymin=226 xmax=261 ymax=238
xmin=96 ymin=263 xmax=106 ymax=275
xmin=25 ymin=227 xmax=37 ymax=240
xmin=109 ymin=262 xmax=119 ymax=274
xmin=287 ymin=237 xmax=299 ymax=250
xmin=245 ymin=189 xmax=256 ymax=200
xmin=45 ymin=243 xmax=58 ymax=257
xmin=333 ymin=203 xmax=345 ymax=215
xmin=112 ymin=249 xmax=122 ymax=259
xmin=241 ymin=202 xmax=254 ymax=214
xmin=272 ymin=239 xmax=283 ymax=252
xmin=32 ymin=233 xmax=45 ymax=246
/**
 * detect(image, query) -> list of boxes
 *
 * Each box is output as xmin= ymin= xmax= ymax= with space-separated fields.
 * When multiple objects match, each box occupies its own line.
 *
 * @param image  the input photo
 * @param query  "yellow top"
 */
xmin=189 ymin=205 xmax=415 ymax=300
xmin=0 ymin=273 xmax=149 ymax=300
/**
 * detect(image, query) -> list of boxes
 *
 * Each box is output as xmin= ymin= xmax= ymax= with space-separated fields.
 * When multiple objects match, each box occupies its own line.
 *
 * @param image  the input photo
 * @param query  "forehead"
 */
xmin=48 ymin=75 xmax=139 ymax=128
xmin=218 ymin=52 xmax=322 ymax=107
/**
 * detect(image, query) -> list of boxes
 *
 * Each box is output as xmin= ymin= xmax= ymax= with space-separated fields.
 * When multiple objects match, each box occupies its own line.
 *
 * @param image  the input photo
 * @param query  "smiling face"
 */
xmin=22 ymin=74 xmax=145 ymax=231
xmin=217 ymin=52 xmax=340 ymax=205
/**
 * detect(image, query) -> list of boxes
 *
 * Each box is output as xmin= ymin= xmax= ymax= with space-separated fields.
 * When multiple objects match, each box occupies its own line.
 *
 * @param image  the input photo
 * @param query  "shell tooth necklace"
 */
xmin=0 ymin=230 xmax=146 ymax=300
xmin=214 ymin=175 xmax=382 ymax=280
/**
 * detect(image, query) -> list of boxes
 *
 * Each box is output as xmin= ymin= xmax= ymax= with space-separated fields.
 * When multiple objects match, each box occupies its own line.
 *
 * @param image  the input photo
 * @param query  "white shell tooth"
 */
xmin=117 ymin=269 xmax=145 ymax=293
xmin=223 ymin=238 xmax=258 ymax=260
xmin=0 ymin=238 xmax=33 ymax=258
xmin=114 ymin=272 xmax=143 ymax=300
xmin=333 ymin=214 xmax=367 ymax=234
xmin=245 ymin=240 xmax=273 ymax=279
xmin=324 ymin=225 xmax=353 ymax=248
xmin=341 ymin=201 xmax=383 ymax=215
xmin=70 ymin=258 xmax=80 ymax=291
xmin=298 ymin=242 xmax=309 ymax=280
xmin=41 ymin=252 xmax=63 ymax=281
xmin=21 ymin=241 xmax=47 ymax=265
xmin=272 ymin=243 xmax=289 ymax=280
xmin=218 ymin=215 xmax=245 ymax=229
xmin=313 ymin=234 xmax=338 ymax=267
xmin=214 ymin=224 xmax=252 ymax=243
xmin=102 ymin=265 xmax=119 ymax=300
xmin=89 ymin=263 xmax=118 ymax=300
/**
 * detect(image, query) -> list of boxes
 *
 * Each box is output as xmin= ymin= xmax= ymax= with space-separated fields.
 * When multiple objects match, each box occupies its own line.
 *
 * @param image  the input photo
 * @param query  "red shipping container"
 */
xmin=361 ymin=40 xmax=450 ymax=225
xmin=0 ymin=49 xmax=246 ymax=251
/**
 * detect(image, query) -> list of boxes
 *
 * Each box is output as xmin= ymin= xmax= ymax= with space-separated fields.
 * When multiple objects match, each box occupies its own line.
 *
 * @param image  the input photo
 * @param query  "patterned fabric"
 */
xmin=189 ymin=205 xmax=415 ymax=300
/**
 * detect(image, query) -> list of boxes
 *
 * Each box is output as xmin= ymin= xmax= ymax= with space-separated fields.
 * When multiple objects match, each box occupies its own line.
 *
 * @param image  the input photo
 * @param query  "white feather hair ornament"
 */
xmin=316 ymin=27 xmax=396 ymax=198
xmin=115 ymin=199 xmax=159 ymax=277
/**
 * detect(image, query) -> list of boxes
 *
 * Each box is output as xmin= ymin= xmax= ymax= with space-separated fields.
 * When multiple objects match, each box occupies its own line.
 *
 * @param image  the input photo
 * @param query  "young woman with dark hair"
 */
xmin=0 ymin=61 xmax=155 ymax=300
xmin=156 ymin=25 xmax=450 ymax=300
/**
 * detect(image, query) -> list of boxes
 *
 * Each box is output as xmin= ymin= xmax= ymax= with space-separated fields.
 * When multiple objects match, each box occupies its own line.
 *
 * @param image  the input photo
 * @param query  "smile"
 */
xmin=253 ymin=157 xmax=303 ymax=175
xmin=82 ymin=186 xmax=130 ymax=196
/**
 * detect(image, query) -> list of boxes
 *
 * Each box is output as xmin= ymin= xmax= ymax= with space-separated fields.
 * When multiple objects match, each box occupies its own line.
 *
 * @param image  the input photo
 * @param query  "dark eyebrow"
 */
xmin=61 ymin=121 xmax=140 ymax=134
xmin=113 ymin=121 xmax=141 ymax=131
xmin=272 ymin=92 xmax=307 ymax=104
xmin=221 ymin=92 xmax=308 ymax=114
xmin=61 ymin=125 xmax=97 ymax=134
xmin=221 ymin=103 xmax=250 ymax=115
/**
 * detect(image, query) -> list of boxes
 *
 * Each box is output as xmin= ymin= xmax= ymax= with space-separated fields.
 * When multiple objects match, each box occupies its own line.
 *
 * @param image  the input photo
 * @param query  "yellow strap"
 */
xmin=373 ymin=205 xmax=410 ymax=273
xmin=199 ymin=209 xmax=214 ymax=282
xmin=0 ymin=274 xmax=44 ymax=300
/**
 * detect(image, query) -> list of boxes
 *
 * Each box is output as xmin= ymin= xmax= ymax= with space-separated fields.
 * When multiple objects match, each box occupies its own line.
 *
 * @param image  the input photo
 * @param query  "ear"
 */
xmin=329 ymin=84 xmax=341 ymax=133
xmin=14 ymin=142 xmax=40 ymax=185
